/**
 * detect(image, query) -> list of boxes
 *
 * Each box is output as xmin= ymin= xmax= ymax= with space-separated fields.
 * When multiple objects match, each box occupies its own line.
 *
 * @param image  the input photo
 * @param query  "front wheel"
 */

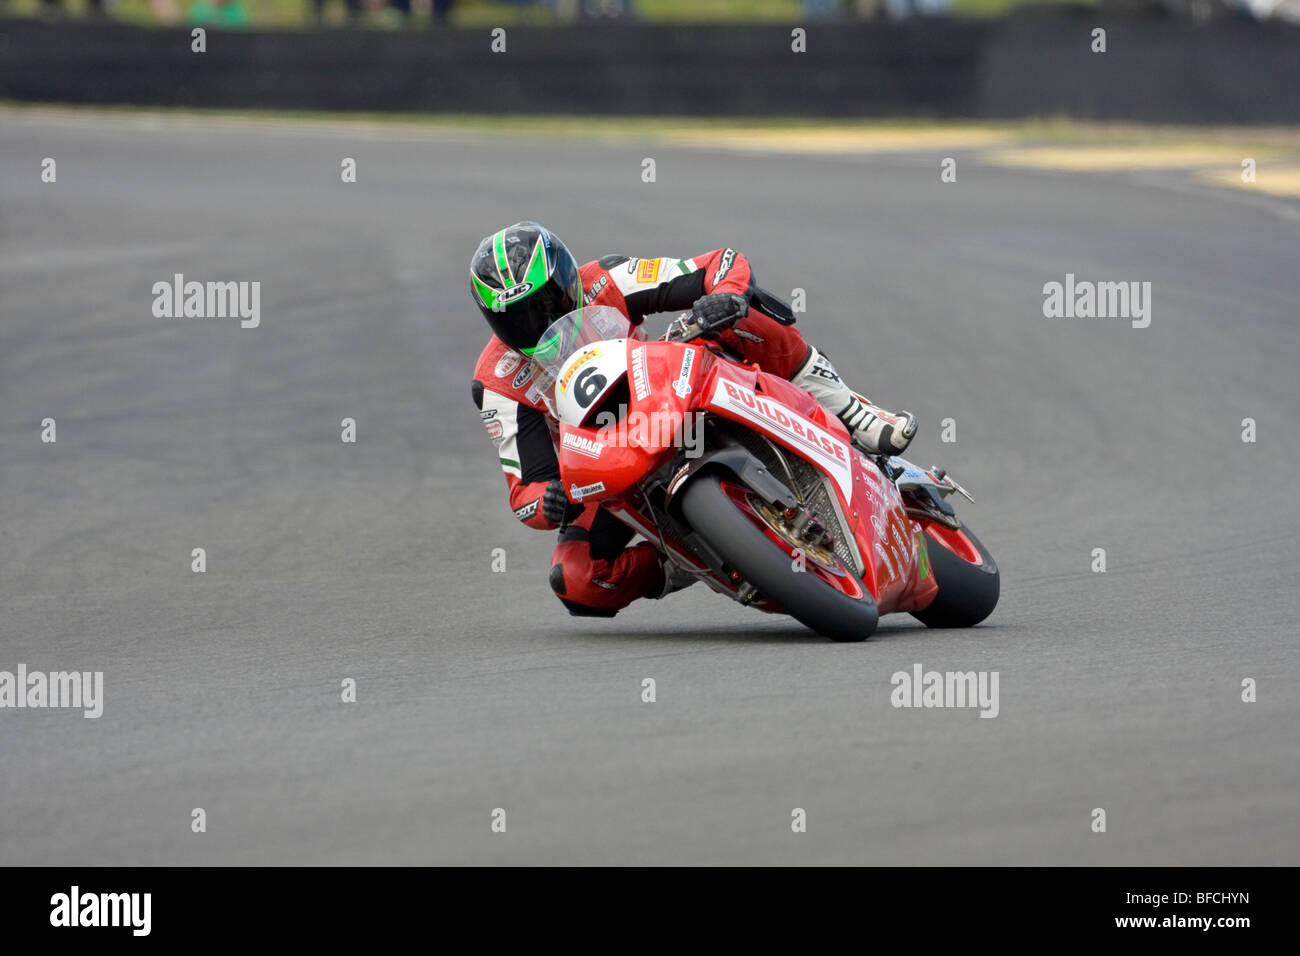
xmin=678 ymin=474 xmax=878 ymax=642
xmin=910 ymin=522 xmax=1000 ymax=628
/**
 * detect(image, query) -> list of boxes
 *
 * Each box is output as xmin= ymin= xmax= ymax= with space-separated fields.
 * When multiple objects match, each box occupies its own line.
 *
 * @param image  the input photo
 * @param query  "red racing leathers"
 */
xmin=471 ymin=248 xmax=812 ymax=616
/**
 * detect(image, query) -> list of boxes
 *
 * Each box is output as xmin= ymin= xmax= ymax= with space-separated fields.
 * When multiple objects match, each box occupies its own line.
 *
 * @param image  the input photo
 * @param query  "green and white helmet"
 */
xmin=469 ymin=221 xmax=583 ymax=356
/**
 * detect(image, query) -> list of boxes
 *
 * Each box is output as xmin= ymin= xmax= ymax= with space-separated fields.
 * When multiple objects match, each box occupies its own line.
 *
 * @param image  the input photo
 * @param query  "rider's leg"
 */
xmin=717 ymin=311 xmax=917 ymax=456
xmin=789 ymin=345 xmax=917 ymax=455
xmin=549 ymin=505 xmax=663 ymax=616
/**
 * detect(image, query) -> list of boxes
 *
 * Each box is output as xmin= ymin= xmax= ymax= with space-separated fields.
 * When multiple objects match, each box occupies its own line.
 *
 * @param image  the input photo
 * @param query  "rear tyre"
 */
xmin=679 ymin=474 xmax=877 ymax=642
xmin=910 ymin=523 xmax=999 ymax=628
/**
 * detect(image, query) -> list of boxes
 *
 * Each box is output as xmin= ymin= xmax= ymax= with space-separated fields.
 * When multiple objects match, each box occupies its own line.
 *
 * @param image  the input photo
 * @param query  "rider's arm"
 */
xmin=589 ymin=248 xmax=754 ymax=322
xmin=472 ymin=379 xmax=564 ymax=530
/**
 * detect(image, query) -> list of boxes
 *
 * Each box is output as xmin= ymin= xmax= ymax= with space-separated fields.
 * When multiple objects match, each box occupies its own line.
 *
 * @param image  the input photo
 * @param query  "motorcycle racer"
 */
xmin=470 ymin=221 xmax=917 ymax=618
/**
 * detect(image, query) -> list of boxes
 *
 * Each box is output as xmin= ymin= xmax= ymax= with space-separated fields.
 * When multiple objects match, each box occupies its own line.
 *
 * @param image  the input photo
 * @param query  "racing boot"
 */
xmin=651 ymin=553 xmax=700 ymax=599
xmin=791 ymin=346 xmax=917 ymax=456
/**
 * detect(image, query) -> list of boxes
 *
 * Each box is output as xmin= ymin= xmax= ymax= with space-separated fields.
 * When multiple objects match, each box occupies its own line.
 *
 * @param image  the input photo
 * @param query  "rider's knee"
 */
xmin=549 ymin=563 xmax=619 ymax=618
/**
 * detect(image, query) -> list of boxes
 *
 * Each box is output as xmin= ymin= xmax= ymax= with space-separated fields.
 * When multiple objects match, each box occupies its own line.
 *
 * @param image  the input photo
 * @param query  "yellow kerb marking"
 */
xmin=983 ymin=146 xmax=1278 ymax=171
xmin=660 ymin=126 xmax=1013 ymax=154
xmin=1196 ymin=165 xmax=1300 ymax=197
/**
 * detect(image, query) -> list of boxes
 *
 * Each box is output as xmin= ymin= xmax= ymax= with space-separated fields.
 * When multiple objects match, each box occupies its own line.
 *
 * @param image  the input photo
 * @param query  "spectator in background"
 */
xmin=188 ymin=0 xmax=250 ymax=27
xmin=376 ymin=0 xmax=411 ymax=23
xmin=315 ymin=0 xmax=362 ymax=22
xmin=39 ymin=0 xmax=106 ymax=17
xmin=309 ymin=0 xmax=454 ymax=27
xmin=151 ymin=0 xmax=182 ymax=25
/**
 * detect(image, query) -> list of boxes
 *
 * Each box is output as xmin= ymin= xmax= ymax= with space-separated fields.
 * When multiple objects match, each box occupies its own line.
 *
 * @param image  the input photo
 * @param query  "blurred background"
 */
xmin=0 ymin=0 xmax=1297 ymax=33
xmin=1 ymin=0 xmax=1298 ymax=123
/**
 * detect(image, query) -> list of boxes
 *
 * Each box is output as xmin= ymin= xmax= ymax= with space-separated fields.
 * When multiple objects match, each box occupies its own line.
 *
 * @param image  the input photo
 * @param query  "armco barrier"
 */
xmin=0 ymin=12 xmax=1295 ymax=123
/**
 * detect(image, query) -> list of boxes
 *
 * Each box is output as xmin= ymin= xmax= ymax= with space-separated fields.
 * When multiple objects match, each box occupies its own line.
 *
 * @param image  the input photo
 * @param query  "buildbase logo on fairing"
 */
xmin=562 ymin=432 xmax=605 ymax=459
xmin=630 ymin=346 xmax=651 ymax=401
xmin=708 ymin=379 xmax=852 ymax=497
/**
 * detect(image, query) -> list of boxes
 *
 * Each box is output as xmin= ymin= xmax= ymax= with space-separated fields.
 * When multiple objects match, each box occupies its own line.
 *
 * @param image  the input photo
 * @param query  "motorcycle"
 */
xmin=530 ymin=305 xmax=999 ymax=642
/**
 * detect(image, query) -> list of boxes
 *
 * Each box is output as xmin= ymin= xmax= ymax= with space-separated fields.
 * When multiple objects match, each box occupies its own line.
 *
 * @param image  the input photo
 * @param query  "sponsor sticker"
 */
xmin=873 ymin=512 xmax=906 ymax=573
xmin=861 ymin=464 xmax=897 ymax=510
xmin=497 ymin=283 xmax=534 ymax=305
xmin=631 ymin=346 xmax=650 ymax=401
xmin=570 ymin=481 xmax=606 ymax=501
xmin=582 ymin=274 xmax=608 ymax=305
xmin=558 ymin=346 xmax=601 ymax=396
xmin=673 ymin=349 xmax=695 ymax=398
xmin=512 ymin=362 xmax=535 ymax=390
xmin=562 ymin=432 xmax=605 ymax=459
xmin=514 ymin=500 xmax=538 ymax=520
xmin=637 ymin=258 xmax=661 ymax=284
xmin=875 ymin=542 xmax=896 ymax=581
xmin=709 ymin=379 xmax=852 ymax=499
xmin=713 ymin=248 xmax=735 ymax=285
xmin=487 ymin=420 xmax=504 ymax=441
xmin=495 ymin=352 xmax=523 ymax=379
xmin=890 ymin=521 xmax=909 ymax=558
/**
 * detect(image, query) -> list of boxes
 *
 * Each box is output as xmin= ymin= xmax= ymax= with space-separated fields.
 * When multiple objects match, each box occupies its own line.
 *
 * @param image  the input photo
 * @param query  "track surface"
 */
xmin=2 ymin=113 xmax=1297 ymax=865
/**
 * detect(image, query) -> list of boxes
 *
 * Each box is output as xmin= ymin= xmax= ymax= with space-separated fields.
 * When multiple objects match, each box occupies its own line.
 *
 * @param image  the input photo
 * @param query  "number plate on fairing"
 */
xmin=554 ymin=340 xmax=629 ymax=427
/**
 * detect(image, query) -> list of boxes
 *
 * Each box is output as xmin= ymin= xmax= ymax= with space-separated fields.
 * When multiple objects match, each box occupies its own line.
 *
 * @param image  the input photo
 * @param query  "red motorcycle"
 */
xmin=532 ymin=306 xmax=999 ymax=642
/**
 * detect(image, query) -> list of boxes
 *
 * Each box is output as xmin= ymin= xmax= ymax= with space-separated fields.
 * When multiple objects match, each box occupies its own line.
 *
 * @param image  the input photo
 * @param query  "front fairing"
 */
xmin=556 ymin=339 xmax=710 ymax=504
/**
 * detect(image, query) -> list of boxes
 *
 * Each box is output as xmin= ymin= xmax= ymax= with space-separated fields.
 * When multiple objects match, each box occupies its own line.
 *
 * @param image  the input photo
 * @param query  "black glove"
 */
xmin=542 ymin=478 xmax=583 ymax=526
xmin=690 ymin=292 xmax=749 ymax=339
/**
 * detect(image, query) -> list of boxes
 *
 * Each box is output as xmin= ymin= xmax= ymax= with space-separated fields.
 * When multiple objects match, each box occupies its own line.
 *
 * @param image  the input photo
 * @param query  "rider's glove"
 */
xmin=690 ymin=292 xmax=749 ymax=339
xmin=542 ymin=478 xmax=583 ymax=526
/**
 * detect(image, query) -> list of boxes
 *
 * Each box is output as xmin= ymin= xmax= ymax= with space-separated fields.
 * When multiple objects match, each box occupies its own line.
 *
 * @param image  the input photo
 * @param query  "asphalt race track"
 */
xmin=2 ymin=112 xmax=1297 ymax=865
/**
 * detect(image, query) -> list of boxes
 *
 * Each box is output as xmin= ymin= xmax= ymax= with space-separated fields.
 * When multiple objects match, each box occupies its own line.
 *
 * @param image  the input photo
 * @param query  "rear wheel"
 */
xmin=910 ymin=522 xmax=999 ymax=628
xmin=678 ymin=474 xmax=877 ymax=642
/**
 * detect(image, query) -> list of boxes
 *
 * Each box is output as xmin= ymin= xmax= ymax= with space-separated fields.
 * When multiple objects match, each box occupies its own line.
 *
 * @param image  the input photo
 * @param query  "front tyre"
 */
xmin=910 ymin=522 xmax=1000 ymax=628
xmin=678 ymin=474 xmax=878 ymax=642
